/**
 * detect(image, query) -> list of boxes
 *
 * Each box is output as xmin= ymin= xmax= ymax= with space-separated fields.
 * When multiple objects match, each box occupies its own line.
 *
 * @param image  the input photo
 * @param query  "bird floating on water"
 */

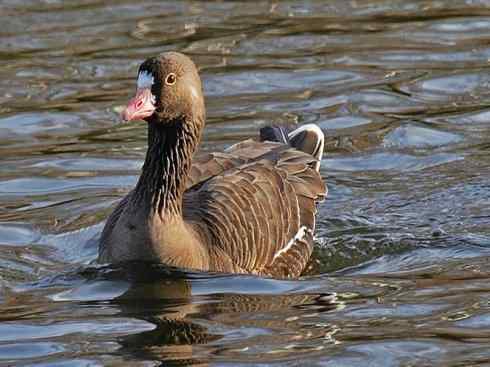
xmin=99 ymin=52 xmax=327 ymax=278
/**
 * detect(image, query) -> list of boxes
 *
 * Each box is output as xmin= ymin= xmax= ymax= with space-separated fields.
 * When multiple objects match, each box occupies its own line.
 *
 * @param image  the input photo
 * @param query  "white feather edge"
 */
xmin=288 ymin=123 xmax=324 ymax=171
xmin=288 ymin=123 xmax=323 ymax=140
xmin=272 ymin=225 xmax=309 ymax=262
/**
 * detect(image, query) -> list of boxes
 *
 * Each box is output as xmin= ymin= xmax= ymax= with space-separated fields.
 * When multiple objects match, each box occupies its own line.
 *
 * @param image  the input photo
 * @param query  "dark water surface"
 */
xmin=1 ymin=0 xmax=490 ymax=365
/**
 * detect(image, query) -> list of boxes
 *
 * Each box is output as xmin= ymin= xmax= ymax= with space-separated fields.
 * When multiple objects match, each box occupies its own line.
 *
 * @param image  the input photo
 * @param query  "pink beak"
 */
xmin=121 ymin=88 xmax=156 ymax=122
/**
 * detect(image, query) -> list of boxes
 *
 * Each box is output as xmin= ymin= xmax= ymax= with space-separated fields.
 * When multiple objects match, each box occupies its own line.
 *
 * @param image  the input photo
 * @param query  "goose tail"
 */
xmin=260 ymin=124 xmax=324 ymax=171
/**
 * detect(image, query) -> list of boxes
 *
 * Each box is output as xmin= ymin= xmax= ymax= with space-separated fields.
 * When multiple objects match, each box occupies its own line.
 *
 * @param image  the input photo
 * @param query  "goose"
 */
xmin=99 ymin=52 xmax=327 ymax=278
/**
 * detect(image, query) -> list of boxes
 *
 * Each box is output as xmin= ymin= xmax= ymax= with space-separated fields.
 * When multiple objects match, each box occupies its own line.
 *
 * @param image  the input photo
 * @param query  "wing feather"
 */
xmin=184 ymin=141 xmax=326 ymax=278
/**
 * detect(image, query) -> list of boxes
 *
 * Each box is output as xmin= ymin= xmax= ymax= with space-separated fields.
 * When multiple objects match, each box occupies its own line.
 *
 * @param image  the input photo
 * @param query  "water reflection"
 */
xmin=50 ymin=265 xmax=343 ymax=365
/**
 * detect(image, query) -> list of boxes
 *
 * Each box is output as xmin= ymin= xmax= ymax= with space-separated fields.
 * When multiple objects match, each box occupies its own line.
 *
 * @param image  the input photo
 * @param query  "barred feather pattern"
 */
xmin=184 ymin=141 xmax=326 ymax=278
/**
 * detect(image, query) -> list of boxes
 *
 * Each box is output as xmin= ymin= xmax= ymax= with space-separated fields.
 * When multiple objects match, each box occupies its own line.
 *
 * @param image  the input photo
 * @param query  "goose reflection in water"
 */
xmin=83 ymin=263 xmax=341 ymax=365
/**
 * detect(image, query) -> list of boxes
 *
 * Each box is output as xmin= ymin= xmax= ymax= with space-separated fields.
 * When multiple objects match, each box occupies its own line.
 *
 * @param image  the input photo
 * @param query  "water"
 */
xmin=1 ymin=0 xmax=490 ymax=365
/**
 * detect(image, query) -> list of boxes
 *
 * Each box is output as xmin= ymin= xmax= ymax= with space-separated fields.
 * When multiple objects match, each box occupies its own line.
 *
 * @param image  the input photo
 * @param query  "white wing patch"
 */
xmin=272 ymin=225 xmax=308 ymax=262
xmin=137 ymin=71 xmax=154 ymax=89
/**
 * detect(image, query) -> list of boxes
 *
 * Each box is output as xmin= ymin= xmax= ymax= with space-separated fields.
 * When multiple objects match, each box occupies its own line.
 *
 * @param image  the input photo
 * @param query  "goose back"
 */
xmin=183 ymin=139 xmax=325 ymax=278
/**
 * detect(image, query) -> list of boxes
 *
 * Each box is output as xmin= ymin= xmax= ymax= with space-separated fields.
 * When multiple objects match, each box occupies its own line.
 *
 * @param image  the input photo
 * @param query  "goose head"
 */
xmin=122 ymin=52 xmax=205 ymax=124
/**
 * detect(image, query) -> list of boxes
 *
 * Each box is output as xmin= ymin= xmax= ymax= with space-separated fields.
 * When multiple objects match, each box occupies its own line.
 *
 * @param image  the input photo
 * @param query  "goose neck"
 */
xmin=134 ymin=118 xmax=201 ymax=217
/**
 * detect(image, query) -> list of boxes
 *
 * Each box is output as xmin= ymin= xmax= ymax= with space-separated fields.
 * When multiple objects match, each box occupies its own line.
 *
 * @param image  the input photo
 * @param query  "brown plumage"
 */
xmin=99 ymin=52 xmax=327 ymax=278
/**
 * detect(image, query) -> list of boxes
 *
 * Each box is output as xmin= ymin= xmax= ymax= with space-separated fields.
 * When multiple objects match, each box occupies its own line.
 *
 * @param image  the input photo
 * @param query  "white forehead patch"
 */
xmin=137 ymin=70 xmax=154 ymax=89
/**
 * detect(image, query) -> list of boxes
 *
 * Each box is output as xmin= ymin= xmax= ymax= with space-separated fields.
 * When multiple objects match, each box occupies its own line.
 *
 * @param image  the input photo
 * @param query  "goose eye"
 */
xmin=165 ymin=73 xmax=177 ymax=85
